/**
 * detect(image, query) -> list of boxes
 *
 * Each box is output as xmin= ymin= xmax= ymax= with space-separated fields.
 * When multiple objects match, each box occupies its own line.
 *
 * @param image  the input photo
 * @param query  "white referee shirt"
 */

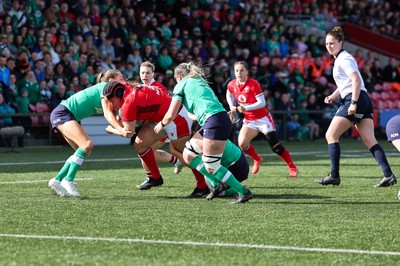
xmin=332 ymin=50 xmax=367 ymax=99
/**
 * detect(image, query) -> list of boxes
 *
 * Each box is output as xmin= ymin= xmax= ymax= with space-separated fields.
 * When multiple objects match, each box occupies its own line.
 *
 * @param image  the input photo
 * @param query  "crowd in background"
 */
xmin=0 ymin=0 xmax=399 ymax=142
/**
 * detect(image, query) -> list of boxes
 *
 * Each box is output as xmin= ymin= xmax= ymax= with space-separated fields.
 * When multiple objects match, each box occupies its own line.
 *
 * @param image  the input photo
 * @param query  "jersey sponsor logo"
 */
xmin=391 ymin=133 xmax=399 ymax=138
xmin=95 ymin=107 xmax=103 ymax=114
xmin=238 ymin=94 xmax=246 ymax=103
xmin=52 ymin=118 xmax=61 ymax=125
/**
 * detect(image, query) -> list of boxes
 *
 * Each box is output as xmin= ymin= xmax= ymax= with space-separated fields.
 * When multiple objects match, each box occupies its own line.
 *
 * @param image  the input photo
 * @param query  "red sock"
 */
xmin=191 ymin=168 xmax=207 ymax=189
xmin=243 ymin=144 xmax=261 ymax=161
xmin=169 ymin=155 xmax=178 ymax=164
xmin=279 ymin=148 xmax=296 ymax=168
xmin=139 ymin=148 xmax=161 ymax=179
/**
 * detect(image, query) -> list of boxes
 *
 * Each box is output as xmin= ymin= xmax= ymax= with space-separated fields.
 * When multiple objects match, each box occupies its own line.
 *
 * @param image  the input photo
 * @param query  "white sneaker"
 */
xmin=48 ymin=178 xmax=69 ymax=197
xmin=61 ymin=179 xmax=81 ymax=197
xmin=174 ymin=160 xmax=184 ymax=174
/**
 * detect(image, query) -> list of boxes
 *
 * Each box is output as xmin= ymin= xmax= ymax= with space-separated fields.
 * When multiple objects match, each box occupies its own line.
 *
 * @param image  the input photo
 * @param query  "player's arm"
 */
xmin=154 ymin=98 xmax=181 ymax=134
xmin=238 ymin=93 xmax=265 ymax=112
xmin=226 ymin=89 xmax=237 ymax=113
xmin=349 ymin=71 xmax=361 ymax=102
xmin=101 ymin=97 xmax=134 ymax=138
xmin=105 ymin=120 xmax=136 ymax=137
xmin=347 ymin=71 xmax=361 ymax=115
xmin=325 ymin=88 xmax=340 ymax=104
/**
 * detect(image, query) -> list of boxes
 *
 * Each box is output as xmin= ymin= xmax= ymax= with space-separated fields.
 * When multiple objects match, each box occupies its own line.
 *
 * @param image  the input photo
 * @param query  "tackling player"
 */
xmin=48 ymin=70 xmax=132 ymax=197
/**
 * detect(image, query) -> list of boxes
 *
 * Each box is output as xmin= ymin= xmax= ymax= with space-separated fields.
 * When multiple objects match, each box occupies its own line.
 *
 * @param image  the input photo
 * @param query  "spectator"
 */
xmin=8 ymin=0 xmax=27 ymax=28
xmin=156 ymin=46 xmax=173 ymax=74
xmin=32 ymin=60 xmax=45 ymax=82
xmin=126 ymin=47 xmax=142 ymax=73
xmin=15 ymin=88 xmax=32 ymax=135
xmin=0 ymin=93 xmax=15 ymax=128
xmin=0 ymin=54 xmax=11 ymax=87
xmin=39 ymin=80 xmax=52 ymax=105
xmin=298 ymin=99 xmax=320 ymax=140
xmin=59 ymin=2 xmax=76 ymax=26
xmin=99 ymin=37 xmax=115 ymax=60
xmin=18 ymin=70 xmax=41 ymax=105
xmin=382 ymin=58 xmax=400 ymax=82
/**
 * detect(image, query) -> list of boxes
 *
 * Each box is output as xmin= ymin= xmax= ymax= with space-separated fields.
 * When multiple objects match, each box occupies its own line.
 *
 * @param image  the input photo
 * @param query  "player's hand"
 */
xmin=154 ymin=122 xmax=164 ymax=134
xmin=119 ymin=127 xmax=134 ymax=138
xmin=348 ymin=103 xmax=356 ymax=116
xmin=237 ymin=105 xmax=246 ymax=113
xmin=324 ymin=95 xmax=335 ymax=104
xmin=105 ymin=125 xmax=115 ymax=134
xmin=229 ymin=106 xmax=237 ymax=115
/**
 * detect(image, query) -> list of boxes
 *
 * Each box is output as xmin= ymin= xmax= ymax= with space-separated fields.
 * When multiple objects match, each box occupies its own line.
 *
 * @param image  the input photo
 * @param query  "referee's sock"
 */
xmin=328 ymin=143 xmax=340 ymax=178
xmin=370 ymin=144 xmax=393 ymax=177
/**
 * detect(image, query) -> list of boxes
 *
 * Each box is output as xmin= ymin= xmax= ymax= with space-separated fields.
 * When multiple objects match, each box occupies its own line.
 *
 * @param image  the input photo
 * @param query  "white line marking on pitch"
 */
xmin=0 ymin=234 xmax=399 ymax=256
xmin=0 ymin=150 xmax=397 ymax=167
xmin=0 ymin=158 xmax=137 ymax=166
xmin=0 ymin=178 xmax=93 ymax=185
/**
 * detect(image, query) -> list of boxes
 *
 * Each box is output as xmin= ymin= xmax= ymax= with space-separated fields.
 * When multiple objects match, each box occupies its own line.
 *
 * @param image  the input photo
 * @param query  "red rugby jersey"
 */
xmin=227 ymin=77 xmax=268 ymax=120
xmin=121 ymin=85 xmax=171 ymax=122
xmin=149 ymin=81 xmax=168 ymax=95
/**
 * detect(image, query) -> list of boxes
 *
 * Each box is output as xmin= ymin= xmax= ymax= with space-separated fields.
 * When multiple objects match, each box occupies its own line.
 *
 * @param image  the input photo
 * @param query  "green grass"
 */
xmin=0 ymin=140 xmax=399 ymax=266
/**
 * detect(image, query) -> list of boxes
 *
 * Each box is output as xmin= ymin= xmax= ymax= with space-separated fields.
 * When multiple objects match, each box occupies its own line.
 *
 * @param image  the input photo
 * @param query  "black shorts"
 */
xmin=335 ymin=91 xmax=373 ymax=123
xmin=386 ymin=114 xmax=400 ymax=142
xmin=50 ymin=104 xmax=76 ymax=132
xmin=198 ymin=111 xmax=232 ymax=141
xmin=228 ymin=152 xmax=249 ymax=183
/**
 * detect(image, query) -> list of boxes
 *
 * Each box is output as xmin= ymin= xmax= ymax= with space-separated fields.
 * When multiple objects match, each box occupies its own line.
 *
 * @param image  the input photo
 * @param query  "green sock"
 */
xmin=54 ymin=160 xmax=71 ymax=181
xmin=65 ymin=148 xmax=88 ymax=182
xmin=223 ymin=188 xmax=238 ymax=197
xmin=189 ymin=156 xmax=219 ymax=187
xmin=213 ymin=166 xmax=248 ymax=195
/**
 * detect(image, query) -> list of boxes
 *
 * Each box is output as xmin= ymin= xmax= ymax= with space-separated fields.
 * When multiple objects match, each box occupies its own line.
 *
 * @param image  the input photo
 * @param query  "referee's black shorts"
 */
xmin=335 ymin=91 xmax=373 ymax=124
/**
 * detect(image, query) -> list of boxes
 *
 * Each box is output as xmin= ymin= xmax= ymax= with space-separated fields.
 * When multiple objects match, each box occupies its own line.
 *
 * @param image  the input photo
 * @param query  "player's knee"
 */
xmin=82 ymin=140 xmax=93 ymax=154
xmin=238 ymin=142 xmax=248 ymax=151
xmin=202 ymin=153 xmax=222 ymax=174
xmin=266 ymin=132 xmax=283 ymax=154
xmin=184 ymin=139 xmax=202 ymax=157
xmin=272 ymin=144 xmax=284 ymax=155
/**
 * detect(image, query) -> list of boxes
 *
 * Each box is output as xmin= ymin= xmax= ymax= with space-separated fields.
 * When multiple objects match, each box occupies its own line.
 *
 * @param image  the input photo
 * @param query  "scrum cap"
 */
xmin=103 ymin=82 xmax=125 ymax=99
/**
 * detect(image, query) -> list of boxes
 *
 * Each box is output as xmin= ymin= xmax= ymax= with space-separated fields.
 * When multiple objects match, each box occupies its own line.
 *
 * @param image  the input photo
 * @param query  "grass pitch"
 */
xmin=0 ymin=139 xmax=399 ymax=265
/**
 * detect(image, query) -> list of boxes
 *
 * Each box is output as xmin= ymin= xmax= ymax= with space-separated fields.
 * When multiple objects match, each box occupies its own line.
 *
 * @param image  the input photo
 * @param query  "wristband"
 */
xmin=160 ymin=121 xmax=166 ymax=127
xmin=351 ymin=100 xmax=357 ymax=105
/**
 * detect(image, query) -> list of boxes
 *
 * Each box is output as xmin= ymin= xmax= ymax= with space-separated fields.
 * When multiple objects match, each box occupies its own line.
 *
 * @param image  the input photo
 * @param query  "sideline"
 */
xmin=0 ymin=233 xmax=399 ymax=256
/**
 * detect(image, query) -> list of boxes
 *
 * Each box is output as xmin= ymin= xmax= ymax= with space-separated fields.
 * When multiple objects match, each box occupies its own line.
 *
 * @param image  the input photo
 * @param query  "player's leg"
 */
xmin=316 ymin=116 xmax=352 ymax=186
xmin=54 ymin=121 xmax=92 ymax=197
xmin=237 ymin=126 xmax=262 ymax=174
xmin=264 ymin=130 xmax=298 ymax=177
xmin=356 ymin=119 xmax=396 ymax=187
xmin=171 ymin=135 xmax=209 ymax=197
xmin=134 ymin=124 xmax=165 ymax=190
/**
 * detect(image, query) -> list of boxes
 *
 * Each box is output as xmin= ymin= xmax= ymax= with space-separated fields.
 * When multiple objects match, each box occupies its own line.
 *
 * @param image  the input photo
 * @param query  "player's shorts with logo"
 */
xmin=386 ymin=114 xmax=400 ymax=142
xmin=50 ymin=104 xmax=76 ymax=133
